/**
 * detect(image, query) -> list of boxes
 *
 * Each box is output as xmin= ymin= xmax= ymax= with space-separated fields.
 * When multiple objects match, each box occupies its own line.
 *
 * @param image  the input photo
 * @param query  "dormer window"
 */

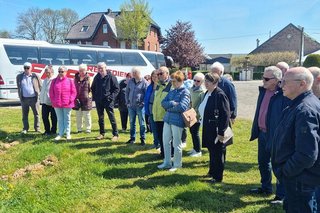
xmin=80 ymin=26 xmax=89 ymax=32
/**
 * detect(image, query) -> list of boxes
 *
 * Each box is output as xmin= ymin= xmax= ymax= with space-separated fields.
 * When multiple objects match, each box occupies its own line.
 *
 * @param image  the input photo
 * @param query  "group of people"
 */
xmin=250 ymin=61 xmax=320 ymax=212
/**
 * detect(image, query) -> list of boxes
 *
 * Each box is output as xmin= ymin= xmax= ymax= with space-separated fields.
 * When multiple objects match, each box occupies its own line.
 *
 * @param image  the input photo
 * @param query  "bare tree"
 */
xmin=41 ymin=9 xmax=62 ymax=43
xmin=59 ymin=8 xmax=79 ymax=43
xmin=16 ymin=7 xmax=42 ymax=40
xmin=116 ymin=0 xmax=151 ymax=49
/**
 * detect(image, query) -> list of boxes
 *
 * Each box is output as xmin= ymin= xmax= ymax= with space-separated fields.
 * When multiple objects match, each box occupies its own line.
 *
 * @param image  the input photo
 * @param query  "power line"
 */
xmin=198 ymin=33 xmax=269 ymax=41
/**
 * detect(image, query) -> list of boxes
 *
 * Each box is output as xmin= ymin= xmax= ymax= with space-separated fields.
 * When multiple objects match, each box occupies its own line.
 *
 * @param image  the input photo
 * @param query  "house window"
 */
xmin=77 ymin=41 xmax=81 ymax=45
xmin=80 ymin=26 xmax=89 ymax=32
xmin=103 ymin=41 xmax=109 ymax=46
xmin=120 ymin=41 xmax=126 ymax=49
xmin=103 ymin=24 xmax=108 ymax=34
xmin=86 ymin=41 xmax=92 ymax=45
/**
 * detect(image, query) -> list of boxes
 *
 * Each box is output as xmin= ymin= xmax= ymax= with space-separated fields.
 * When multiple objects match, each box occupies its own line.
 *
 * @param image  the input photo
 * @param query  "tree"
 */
xmin=116 ymin=0 xmax=151 ymax=49
xmin=0 ymin=30 xmax=12 ymax=38
xmin=16 ymin=7 xmax=42 ymax=40
xmin=162 ymin=21 xmax=204 ymax=67
xmin=303 ymin=54 xmax=320 ymax=68
xmin=15 ymin=7 xmax=78 ymax=43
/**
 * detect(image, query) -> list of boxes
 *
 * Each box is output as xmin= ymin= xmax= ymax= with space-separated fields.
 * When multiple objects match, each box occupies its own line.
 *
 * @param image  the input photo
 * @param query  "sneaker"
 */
xmin=126 ymin=139 xmax=135 ymax=144
xmin=181 ymin=142 xmax=187 ymax=148
xmin=66 ymin=135 xmax=71 ymax=140
xmin=35 ymin=129 xmax=42 ymax=133
xmin=157 ymin=163 xmax=172 ymax=169
xmin=21 ymin=130 xmax=27 ymax=134
xmin=249 ymin=187 xmax=272 ymax=195
xmin=140 ymin=138 xmax=145 ymax=146
xmin=77 ymin=130 xmax=82 ymax=134
xmin=187 ymin=149 xmax=195 ymax=154
xmin=54 ymin=135 xmax=62 ymax=141
xmin=85 ymin=130 xmax=91 ymax=133
xmin=270 ymin=196 xmax=284 ymax=205
xmin=190 ymin=151 xmax=202 ymax=157
xmin=96 ymin=134 xmax=104 ymax=140
xmin=111 ymin=135 xmax=119 ymax=142
xmin=169 ymin=167 xmax=178 ymax=172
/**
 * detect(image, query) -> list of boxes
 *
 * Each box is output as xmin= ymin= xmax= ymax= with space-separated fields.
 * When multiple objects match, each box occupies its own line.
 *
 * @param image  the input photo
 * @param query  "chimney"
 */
xmin=106 ymin=8 xmax=112 ymax=14
xmin=256 ymin=39 xmax=260 ymax=47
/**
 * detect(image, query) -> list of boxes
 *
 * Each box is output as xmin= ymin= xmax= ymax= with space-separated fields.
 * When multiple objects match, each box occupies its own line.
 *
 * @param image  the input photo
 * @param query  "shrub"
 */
xmin=303 ymin=54 xmax=320 ymax=68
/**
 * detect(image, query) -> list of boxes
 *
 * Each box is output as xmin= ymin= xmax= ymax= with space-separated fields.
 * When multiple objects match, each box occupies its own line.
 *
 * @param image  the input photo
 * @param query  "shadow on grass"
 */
xmin=225 ymin=161 xmax=256 ymax=173
xmin=69 ymin=141 xmax=119 ymax=149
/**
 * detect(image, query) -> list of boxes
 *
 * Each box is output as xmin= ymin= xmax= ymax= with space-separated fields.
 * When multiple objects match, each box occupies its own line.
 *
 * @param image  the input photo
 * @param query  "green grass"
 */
xmin=0 ymin=108 xmax=284 ymax=212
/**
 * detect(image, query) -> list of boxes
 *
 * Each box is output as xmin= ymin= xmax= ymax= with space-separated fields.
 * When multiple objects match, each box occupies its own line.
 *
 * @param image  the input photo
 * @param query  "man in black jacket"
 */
xmin=273 ymin=67 xmax=320 ymax=212
xmin=91 ymin=62 xmax=120 ymax=141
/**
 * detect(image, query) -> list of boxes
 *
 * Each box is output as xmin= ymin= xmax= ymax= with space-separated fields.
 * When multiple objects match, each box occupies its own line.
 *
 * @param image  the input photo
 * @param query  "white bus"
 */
xmin=0 ymin=38 xmax=166 ymax=99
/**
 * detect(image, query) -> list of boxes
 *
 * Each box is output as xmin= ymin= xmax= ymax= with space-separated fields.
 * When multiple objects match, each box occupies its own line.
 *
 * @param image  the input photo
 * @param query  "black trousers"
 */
xmin=119 ymin=109 xmax=128 ymax=130
xmin=189 ymin=122 xmax=201 ymax=152
xmin=181 ymin=127 xmax=187 ymax=143
xmin=155 ymin=121 xmax=164 ymax=157
xmin=96 ymin=102 xmax=118 ymax=136
xmin=41 ymin=104 xmax=57 ymax=134
xmin=207 ymin=142 xmax=226 ymax=181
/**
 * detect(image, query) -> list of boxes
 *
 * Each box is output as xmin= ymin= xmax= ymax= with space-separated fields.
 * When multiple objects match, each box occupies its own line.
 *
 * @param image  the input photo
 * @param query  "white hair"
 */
xmin=289 ymin=67 xmax=314 ymax=90
xmin=308 ymin=67 xmax=320 ymax=80
xmin=97 ymin=62 xmax=107 ymax=68
xmin=193 ymin=72 xmax=205 ymax=81
xmin=264 ymin=66 xmax=282 ymax=80
xmin=131 ymin=67 xmax=141 ymax=74
xmin=79 ymin=63 xmax=87 ymax=70
xmin=210 ymin=62 xmax=225 ymax=75
xmin=276 ymin=62 xmax=289 ymax=70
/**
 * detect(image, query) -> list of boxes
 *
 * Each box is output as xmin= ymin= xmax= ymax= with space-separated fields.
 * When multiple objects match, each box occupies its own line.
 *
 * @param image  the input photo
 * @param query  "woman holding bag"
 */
xmin=198 ymin=72 xmax=230 ymax=183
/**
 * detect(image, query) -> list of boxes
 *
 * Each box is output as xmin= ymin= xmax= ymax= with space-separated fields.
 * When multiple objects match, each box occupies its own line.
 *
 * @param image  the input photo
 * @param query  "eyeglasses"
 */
xmin=193 ymin=79 xmax=201 ymax=83
xmin=157 ymin=72 xmax=164 ymax=76
xmin=24 ymin=66 xmax=30 ymax=70
xmin=281 ymin=79 xmax=301 ymax=86
xmin=263 ymin=77 xmax=275 ymax=81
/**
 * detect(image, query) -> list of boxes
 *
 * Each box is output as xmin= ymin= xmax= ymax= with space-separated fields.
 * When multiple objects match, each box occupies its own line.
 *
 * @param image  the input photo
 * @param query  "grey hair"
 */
xmin=290 ymin=67 xmax=314 ymax=90
xmin=308 ymin=67 xmax=320 ymax=80
xmin=158 ymin=66 xmax=169 ymax=74
xmin=131 ymin=67 xmax=141 ymax=74
xmin=58 ymin=65 xmax=67 ymax=71
xmin=264 ymin=66 xmax=282 ymax=80
xmin=79 ymin=63 xmax=87 ymax=70
xmin=210 ymin=62 xmax=225 ymax=75
xmin=97 ymin=62 xmax=107 ymax=68
xmin=276 ymin=62 xmax=289 ymax=70
xmin=193 ymin=72 xmax=205 ymax=81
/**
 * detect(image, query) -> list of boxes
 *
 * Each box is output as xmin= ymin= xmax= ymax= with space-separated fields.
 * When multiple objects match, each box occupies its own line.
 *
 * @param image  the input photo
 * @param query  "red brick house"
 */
xmin=65 ymin=9 xmax=161 ymax=52
xmin=250 ymin=23 xmax=320 ymax=55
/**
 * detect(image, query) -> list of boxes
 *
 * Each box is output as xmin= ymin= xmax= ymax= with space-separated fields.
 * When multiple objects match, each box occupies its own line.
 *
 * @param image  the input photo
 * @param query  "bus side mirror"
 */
xmin=165 ymin=56 xmax=174 ymax=68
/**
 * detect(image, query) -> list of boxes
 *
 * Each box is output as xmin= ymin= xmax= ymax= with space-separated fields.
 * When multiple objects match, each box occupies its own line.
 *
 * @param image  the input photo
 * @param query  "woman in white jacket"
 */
xmin=39 ymin=65 xmax=57 ymax=135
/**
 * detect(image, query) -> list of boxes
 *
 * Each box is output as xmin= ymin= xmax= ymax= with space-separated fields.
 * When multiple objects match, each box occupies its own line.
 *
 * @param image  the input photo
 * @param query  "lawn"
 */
xmin=0 ymin=108 xmax=283 ymax=213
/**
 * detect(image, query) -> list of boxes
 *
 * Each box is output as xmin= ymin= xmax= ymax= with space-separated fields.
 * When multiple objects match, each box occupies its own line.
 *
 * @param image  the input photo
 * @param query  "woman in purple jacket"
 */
xmin=49 ymin=66 xmax=77 ymax=141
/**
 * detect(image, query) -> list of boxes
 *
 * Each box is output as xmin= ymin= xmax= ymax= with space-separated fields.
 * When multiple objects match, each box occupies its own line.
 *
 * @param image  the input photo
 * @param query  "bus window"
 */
xmin=71 ymin=50 xmax=97 ymax=65
xmin=142 ymin=52 xmax=157 ymax=68
xmin=157 ymin=54 xmax=166 ymax=67
xmin=98 ymin=51 xmax=122 ymax=65
xmin=39 ymin=48 xmax=70 ymax=65
xmin=4 ymin=45 xmax=38 ymax=65
xmin=122 ymin=52 xmax=146 ymax=66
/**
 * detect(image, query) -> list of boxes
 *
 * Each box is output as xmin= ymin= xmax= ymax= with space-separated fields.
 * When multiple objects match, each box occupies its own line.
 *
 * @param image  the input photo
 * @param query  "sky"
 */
xmin=1 ymin=0 xmax=320 ymax=54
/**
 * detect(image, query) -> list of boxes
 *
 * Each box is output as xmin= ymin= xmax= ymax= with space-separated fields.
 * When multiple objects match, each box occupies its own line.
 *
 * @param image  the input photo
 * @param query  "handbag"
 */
xmin=73 ymin=98 xmax=81 ymax=110
xmin=182 ymin=107 xmax=197 ymax=128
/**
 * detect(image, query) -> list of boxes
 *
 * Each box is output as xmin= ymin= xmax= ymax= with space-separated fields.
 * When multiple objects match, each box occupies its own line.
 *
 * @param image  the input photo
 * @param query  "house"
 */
xmin=199 ymin=53 xmax=246 ymax=73
xmin=250 ymin=23 xmax=320 ymax=56
xmin=65 ymin=9 xmax=161 ymax=52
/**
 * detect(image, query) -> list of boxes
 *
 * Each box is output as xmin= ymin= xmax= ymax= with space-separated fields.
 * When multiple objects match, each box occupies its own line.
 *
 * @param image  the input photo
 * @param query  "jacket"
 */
xmin=49 ymin=77 xmax=77 ymax=108
xmin=39 ymin=77 xmax=54 ymax=105
xmin=144 ymin=82 xmax=155 ymax=116
xmin=273 ymin=91 xmax=320 ymax=186
xmin=190 ymin=86 xmax=205 ymax=121
xmin=250 ymin=86 xmax=289 ymax=142
xmin=16 ymin=72 xmax=42 ymax=99
xmin=202 ymin=88 xmax=230 ymax=149
xmin=125 ymin=78 xmax=148 ymax=108
xmin=117 ymin=79 xmax=128 ymax=111
xmin=161 ymin=85 xmax=190 ymax=128
xmin=218 ymin=77 xmax=237 ymax=119
xmin=91 ymin=72 xmax=119 ymax=107
xmin=153 ymin=80 xmax=172 ymax=122
xmin=74 ymin=72 xmax=92 ymax=111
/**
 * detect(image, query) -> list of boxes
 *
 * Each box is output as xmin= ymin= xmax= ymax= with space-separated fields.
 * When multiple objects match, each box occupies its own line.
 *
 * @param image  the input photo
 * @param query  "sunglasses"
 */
xmin=24 ymin=66 xmax=30 ymax=70
xmin=263 ymin=77 xmax=275 ymax=81
xmin=58 ymin=71 xmax=64 ymax=73
xmin=157 ymin=72 xmax=164 ymax=76
xmin=193 ymin=79 xmax=201 ymax=83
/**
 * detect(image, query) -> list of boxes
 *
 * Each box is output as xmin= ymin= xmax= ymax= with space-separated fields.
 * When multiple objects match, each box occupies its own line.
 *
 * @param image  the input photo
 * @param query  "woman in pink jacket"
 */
xmin=49 ymin=66 xmax=77 ymax=140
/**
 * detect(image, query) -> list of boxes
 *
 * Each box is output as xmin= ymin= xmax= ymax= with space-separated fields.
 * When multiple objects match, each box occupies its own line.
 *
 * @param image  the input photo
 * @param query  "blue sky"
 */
xmin=1 ymin=0 xmax=320 ymax=54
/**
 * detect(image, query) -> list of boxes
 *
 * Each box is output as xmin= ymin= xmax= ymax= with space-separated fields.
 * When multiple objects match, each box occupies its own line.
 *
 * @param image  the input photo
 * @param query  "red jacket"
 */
xmin=49 ymin=77 xmax=77 ymax=108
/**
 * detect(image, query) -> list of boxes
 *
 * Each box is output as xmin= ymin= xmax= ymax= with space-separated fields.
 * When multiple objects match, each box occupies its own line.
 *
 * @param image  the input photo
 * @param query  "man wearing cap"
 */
xmin=16 ymin=62 xmax=42 ymax=134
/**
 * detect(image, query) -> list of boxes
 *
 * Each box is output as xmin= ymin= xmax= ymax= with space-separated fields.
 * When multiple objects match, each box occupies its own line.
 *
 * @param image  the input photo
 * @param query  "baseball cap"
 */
xmin=23 ymin=62 xmax=32 ymax=67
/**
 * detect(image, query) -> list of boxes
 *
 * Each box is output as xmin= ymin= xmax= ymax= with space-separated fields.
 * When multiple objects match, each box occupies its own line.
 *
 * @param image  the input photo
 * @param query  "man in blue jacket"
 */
xmin=250 ymin=66 xmax=288 ymax=204
xmin=273 ymin=67 xmax=320 ymax=212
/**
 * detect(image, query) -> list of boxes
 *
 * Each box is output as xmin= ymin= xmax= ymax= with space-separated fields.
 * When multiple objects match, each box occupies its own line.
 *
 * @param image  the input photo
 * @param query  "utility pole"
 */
xmin=299 ymin=27 xmax=304 ymax=66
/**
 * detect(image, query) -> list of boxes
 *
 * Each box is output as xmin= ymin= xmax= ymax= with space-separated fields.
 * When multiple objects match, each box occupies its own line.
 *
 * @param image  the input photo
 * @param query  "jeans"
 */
xmin=189 ymin=122 xmax=201 ymax=152
xmin=21 ymin=97 xmax=40 ymax=131
xmin=149 ymin=114 xmax=159 ymax=147
xmin=54 ymin=108 xmax=72 ymax=137
xmin=258 ymin=131 xmax=272 ymax=193
xmin=163 ymin=122 xmax=183 ymax=168
xmin=283 ymin=177 xmax=317 ymax=213
xmin=75 ymin=109 xmax=91 ymax=131
xmin=96 ymin=101 xmax=118 ymax=136
xmin=119 ymin=109 xmax=128 ymax=130
xmin=41 ymin=104 xmax=57 ymax=134
xmin=207 ymin=142 xmax=226 ymax=181
xmin=316 ymin=187 xmax=320 ymax=213
xmin=128 ymin=106 xmax=145 ymax=141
